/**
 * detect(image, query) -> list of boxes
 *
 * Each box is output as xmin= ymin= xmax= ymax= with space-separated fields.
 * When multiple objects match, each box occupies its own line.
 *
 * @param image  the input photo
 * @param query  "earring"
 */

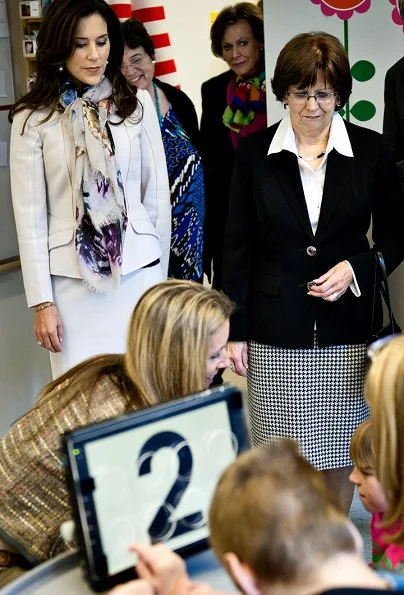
xmin=283 ymin=102 xmax=288 ymax=109
xmin=58 ymin=64 xmax=63 ymax=72
xmin=106 ymin=60 xmax=109 ymax=65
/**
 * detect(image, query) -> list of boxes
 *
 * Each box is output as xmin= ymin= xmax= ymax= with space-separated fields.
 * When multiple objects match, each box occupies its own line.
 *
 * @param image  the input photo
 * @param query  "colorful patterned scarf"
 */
xmin=60 ymin=77 xmax=127 ymax=292
xmin=223 ymin=70 xmax=266 ymax=135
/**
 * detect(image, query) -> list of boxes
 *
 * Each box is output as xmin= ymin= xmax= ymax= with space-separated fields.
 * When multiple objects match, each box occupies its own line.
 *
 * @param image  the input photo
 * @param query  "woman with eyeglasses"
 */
xmin=222 ymin=31 xmax=404 ymax=513
xmin=121 ymin=18 xmax=204 ymax=282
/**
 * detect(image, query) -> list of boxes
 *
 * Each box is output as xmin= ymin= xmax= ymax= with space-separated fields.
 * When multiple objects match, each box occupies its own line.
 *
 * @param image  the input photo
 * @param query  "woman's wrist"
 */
xmin=33 ymin=301 xmax=55 ymax=313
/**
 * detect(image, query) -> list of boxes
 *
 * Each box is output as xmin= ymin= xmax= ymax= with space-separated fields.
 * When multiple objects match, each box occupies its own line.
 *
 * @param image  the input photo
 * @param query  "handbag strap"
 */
xmin=375 ymin=251 xmax=398 ymax=332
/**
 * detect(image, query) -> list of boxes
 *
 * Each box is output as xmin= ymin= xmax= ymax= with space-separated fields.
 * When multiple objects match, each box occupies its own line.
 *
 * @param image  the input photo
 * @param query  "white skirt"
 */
xmin=247 ymin=338 xmax=369 ymax=470
xmin=49 ymin=264 xmax=162 ymax=379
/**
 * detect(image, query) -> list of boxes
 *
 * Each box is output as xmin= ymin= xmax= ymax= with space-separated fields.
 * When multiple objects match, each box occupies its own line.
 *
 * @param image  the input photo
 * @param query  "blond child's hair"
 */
xmin=366 ymin=335 xmax=404 ymax=545
xmin=349 ymin=419 xmax=374 ymax=473
xmin=209 ymin=439 xmax=357 ymax=584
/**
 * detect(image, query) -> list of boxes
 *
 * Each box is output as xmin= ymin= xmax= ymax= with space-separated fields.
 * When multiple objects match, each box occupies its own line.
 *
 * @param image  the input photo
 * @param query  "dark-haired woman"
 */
xmin=223 ymin=32 xmax=404 ymax=513
xmin=121 ymin=18 xmax=204 ymax=282
xmin=9 ymin=0 xmax=171 ymax=379
xmin=200 ymin=2 xmax=265 ymax=289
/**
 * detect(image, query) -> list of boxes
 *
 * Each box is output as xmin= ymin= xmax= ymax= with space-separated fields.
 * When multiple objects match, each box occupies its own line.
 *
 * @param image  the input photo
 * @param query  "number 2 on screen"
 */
xmin=137 ymin=431 xmax=205 ymax=543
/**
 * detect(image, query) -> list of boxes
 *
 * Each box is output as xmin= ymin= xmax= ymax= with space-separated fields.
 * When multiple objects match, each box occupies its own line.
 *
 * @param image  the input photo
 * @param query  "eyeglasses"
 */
xmin=287 ymin=90 xmax=336 ymax=105
xmin=367 ymin=334 xmax=402 ymax=362
xmin=121 ymin=55 xmax=146 ymax=72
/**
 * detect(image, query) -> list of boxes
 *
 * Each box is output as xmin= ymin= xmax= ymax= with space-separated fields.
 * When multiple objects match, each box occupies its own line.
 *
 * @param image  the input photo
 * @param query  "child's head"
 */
xmin=209 ymin=439 xmax=359 ymax=592
xmin=366 ymin=335 xmax=404 ymax=542
xmin=349 ymin=419 xmax=388 ymax=514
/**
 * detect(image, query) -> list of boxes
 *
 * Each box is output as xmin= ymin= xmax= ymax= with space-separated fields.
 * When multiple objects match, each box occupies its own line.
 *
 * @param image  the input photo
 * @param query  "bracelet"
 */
xmin=34 ymin=301 xmax=55 ymax=313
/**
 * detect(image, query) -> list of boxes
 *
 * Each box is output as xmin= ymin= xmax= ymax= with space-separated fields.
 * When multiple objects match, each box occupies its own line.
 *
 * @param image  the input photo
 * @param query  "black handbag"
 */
xmin=368 ymin=251 xmax=401 ymax=345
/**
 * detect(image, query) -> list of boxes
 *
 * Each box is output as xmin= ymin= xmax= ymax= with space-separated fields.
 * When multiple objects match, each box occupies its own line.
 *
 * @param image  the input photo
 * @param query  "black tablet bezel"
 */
xmin=63 ymin=384 xmax=248 ymax=592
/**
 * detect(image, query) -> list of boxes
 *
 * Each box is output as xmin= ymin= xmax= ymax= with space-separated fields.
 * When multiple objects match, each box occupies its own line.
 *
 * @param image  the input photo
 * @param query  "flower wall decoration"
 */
xmin=310 ymin=0 xmax=375 ymax=122
xmin=310 ymin=0 xmax=371 ymax=20
xmin=388 ymin=0 xmax=404 ymax=31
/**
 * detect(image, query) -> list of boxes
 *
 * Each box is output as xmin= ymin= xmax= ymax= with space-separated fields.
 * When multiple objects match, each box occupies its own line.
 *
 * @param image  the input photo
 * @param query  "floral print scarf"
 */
xmin=60 ymin=77 xmax=127 ymax=292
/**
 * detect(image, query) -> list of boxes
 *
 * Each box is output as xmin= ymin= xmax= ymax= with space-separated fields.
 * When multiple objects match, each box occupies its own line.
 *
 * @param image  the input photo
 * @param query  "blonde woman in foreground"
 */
xmin=0 ymin=280 xmax=232 ymax=587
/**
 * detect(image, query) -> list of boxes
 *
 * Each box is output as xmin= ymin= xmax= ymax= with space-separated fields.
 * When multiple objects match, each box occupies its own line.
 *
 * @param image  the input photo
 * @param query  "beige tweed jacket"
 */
xmin=0 ymin=375 xmax=134 ymax=565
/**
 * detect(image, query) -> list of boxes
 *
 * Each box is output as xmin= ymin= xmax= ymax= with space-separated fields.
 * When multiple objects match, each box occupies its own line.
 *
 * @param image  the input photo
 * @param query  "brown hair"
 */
xmin=210 ymin=2 xmax=264 ymax=58
xmin=271 ymin=31 xmax=352 ymax=111
xmin=122 ymin=17 xmax=155 ymax=60
xmin=9 ymin=0 xmax=138 ymax=125
xmin=209 ymin=439 xmax=356 ymax=584
xmin=30 ymin=280 xmax=234 ymax=427
xmin=349 ymin=419 xmax=374 ymax=473
xmin=399 ymin=0 xmax=404 ymax=20
xmin=366 ymin=335 xmax=404 ymax=545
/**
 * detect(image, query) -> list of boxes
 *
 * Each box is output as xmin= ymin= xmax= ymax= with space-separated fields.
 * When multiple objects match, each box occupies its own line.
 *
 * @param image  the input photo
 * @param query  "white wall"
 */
xmin=161 ymin=0 xmax=234 ymax=116
xmin=0 ymin=272 xmax=51 ymax=436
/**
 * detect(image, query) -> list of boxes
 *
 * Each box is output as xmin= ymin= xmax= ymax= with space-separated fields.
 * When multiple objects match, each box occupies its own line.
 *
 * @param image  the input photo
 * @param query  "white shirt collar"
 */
xmin=267 ymin=112 xmax=354 ymax=158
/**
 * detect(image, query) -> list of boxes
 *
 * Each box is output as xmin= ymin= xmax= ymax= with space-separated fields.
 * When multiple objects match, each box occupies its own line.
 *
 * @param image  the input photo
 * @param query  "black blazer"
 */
xmin=222 ymin=119 xmax=404 ymax=348
xmin=383 ymin=56 xmax=404 ymax=165
xmin=154 ymin=78 xmax=200 ymax=150
xmin=200 ymin=69 xmax=234 ymax=288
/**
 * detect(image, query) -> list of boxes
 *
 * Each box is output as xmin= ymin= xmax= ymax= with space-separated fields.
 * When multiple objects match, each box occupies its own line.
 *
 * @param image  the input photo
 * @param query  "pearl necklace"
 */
xmin=298 ymin=150 xmax=326 ymax=162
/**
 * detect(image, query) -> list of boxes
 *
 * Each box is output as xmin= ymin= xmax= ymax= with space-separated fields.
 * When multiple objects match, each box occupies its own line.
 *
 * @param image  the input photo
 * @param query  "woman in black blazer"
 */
xmin=223 ymin=32 xmax=404 ymax=513
xmin=200 ymin=3 xmax=265 ymax=289
xmin=122 ymin=18 xmax=204 ymax=282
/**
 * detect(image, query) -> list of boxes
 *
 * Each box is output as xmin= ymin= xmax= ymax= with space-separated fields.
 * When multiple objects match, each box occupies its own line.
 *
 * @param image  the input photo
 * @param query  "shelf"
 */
xmin=0 ymin=256 xmax=21 ymax=274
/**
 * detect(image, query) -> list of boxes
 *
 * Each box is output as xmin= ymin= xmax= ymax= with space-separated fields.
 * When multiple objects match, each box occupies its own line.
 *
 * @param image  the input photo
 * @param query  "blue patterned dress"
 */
xmin=158 ymin=102 xmax=204 ymax=281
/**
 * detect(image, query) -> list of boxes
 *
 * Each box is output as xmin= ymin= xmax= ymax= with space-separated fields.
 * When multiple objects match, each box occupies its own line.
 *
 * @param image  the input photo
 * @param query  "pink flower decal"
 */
xmin=388 ymin=0 xmax=404 ymax=30
xmin=311 ymin=0 xmax=371 ymax=20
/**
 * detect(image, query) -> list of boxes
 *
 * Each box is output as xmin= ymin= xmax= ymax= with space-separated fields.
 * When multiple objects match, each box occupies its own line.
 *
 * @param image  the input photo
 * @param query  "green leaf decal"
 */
xmin=350 ymin=100 xmax=376 ymax=122
xmin=351 ymin=60 xmax=376 ymax=82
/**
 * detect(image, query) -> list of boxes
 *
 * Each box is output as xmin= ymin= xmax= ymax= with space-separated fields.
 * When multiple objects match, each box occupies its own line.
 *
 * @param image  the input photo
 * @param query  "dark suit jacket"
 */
xmin=383 ymin=56 xmax=404 ymax=165
xmin=154 ymin=78 xmax=200 ymax=150
xmin=222 ymin=119 xmax=404 ymax=348
xmin=200 ymin=69 xmax=234 ymax=288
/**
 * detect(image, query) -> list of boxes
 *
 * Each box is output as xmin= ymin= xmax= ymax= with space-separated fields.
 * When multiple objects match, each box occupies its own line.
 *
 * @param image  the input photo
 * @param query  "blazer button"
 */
xmin=306 ymin=246 xmax=317 ymax=256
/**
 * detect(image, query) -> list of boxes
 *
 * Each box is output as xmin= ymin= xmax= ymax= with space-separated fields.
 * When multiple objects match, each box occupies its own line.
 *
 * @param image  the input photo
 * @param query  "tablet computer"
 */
xmin=63 ymin=384 xmax=248 ymax=592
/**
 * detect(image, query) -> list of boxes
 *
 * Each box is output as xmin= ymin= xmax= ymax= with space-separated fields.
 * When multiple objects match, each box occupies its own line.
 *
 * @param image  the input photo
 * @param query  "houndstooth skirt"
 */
xmin=247 ymin=337 xmax=369 ymax=470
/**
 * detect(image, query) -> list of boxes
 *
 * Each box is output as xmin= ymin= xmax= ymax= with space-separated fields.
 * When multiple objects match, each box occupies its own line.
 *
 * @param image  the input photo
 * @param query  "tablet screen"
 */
xmin=64 ymin=385 xmax=248 ymax=591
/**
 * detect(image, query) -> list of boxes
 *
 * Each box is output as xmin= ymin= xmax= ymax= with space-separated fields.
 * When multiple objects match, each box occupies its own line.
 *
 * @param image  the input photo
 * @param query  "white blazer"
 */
xmin=10 ymin=88 xmax=171 ymax=307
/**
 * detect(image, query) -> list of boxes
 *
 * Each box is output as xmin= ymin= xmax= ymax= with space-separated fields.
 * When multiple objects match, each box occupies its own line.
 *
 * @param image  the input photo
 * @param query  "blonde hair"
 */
xmin=124 ymin=279 xmax=233 ymax=405
xmin=209 ymin=439 xmax=356 ymax=584
xmin=32 ymin=280 xmax=233 ymax=423
xmin=349 ymin=419 xmax=374 ymax=473
xmin=366 ymin=335 xmax=404 ymax=544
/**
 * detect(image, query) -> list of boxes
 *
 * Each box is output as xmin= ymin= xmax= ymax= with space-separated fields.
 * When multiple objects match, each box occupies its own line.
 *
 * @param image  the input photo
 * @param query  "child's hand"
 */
xmin=131 ymin=543 xmax=189 ymax=595
xmin=110 ymin=578 xmax=154 ymax=595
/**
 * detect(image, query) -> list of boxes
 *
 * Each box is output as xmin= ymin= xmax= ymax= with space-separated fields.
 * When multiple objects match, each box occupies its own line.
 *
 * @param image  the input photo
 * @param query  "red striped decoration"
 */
xmin=132 ymin=6 xmax=165 ymax=22
xmin=150 ymin=32 xmax=170 ymax=49
xmin=154 ymin=59 xmax=176 ymax=77
xmin=109 ymin=3 xmax=132 ymax=19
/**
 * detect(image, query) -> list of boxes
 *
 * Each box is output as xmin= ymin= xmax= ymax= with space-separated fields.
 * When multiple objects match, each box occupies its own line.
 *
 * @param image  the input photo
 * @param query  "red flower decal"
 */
xmin=311 ymin=0 xmax=371 ymax=20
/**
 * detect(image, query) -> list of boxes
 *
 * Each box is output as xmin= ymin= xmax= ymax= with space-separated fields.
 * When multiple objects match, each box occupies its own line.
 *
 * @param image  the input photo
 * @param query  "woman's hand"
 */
xmin=34 ymin=305 xmax=63 ymax=352
xmin=226 ymin=341 xmax=248 ymax=377
xmin=307 ymin=261 xmax=353 ymax=302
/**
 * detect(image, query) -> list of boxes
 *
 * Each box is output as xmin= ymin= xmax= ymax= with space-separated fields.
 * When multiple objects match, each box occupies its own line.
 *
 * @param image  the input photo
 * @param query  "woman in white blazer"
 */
xmin=9 ymin=0 xmax=170 ymax=379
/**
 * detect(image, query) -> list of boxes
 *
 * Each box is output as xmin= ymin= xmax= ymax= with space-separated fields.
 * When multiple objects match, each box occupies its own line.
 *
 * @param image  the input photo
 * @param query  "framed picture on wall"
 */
xmin=23 ymin=36 xmax=37 ymax=57
xmin=19 ymin=1 xmax=40 ymax=18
